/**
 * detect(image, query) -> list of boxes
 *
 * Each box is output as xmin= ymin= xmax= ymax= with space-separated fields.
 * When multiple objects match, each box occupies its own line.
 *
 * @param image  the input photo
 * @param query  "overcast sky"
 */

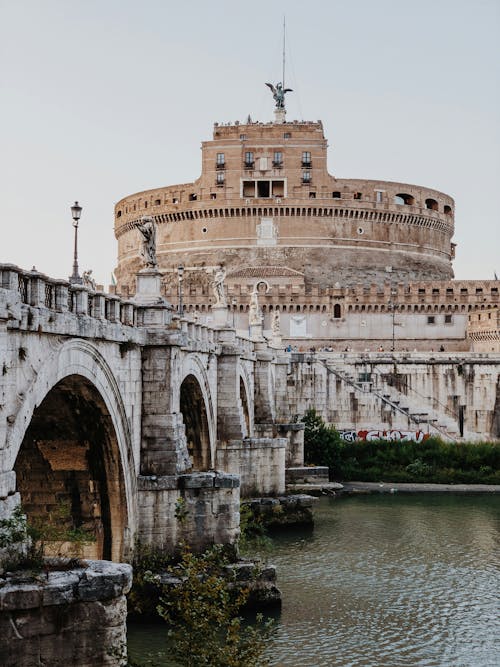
xmin=1 ymin=0 xmax=499 ymax=287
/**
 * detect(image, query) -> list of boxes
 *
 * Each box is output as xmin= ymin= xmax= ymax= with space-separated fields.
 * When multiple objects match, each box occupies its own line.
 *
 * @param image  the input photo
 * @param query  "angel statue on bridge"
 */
xmin=136 ymin=216 xmax=157 ymax=269
xmin=265 ymin=82 xmax=293 ymax=109
xmin=212 ymin=265 xmax=227 ymax=307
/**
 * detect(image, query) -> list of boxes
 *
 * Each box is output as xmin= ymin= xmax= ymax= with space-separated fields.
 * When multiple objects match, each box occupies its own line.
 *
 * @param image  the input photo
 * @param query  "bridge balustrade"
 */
xmin=0 ymin=263 xmax=138 ymax=327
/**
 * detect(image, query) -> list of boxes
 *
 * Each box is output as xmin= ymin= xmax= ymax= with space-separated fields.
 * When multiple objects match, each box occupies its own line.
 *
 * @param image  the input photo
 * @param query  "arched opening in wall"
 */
xmin=425 ymin=198 xmax=439 ymax=211
xmin=180 ymin=374 xmax=211 ymax=471
xmin=333 ymin=304 xmax=341 ymax=318
xmin=444 ymin=205 xmax=452 ymax=215
xmin=394 ymin=193 xmax=415 ymax=206
xmin=14 ymin=375 xmax=127 ymax=561
xmin=239 ymin=377 xmax=250 ymax=437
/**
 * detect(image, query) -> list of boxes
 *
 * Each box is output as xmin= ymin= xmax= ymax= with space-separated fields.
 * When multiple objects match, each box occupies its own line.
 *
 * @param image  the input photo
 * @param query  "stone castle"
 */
xmin=112 ymin=95 xmax=498 ymax=352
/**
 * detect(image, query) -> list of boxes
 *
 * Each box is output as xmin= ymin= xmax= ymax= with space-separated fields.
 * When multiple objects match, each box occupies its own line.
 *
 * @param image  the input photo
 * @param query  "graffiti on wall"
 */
xmin=339 ymin=429 xmax=430 ymax=443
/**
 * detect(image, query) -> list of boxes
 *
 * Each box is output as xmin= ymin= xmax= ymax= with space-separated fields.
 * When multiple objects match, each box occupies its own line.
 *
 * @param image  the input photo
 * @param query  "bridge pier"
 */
xmin=140 ymin=345 xmax=191 ymax=476
xmin=137 ymin=472 xmax=240 ymax=553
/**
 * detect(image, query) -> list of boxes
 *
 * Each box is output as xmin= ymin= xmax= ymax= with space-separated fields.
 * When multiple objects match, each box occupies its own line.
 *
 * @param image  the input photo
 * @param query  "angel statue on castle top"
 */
xmin=265 ymin=82 xmax=293 ymax=109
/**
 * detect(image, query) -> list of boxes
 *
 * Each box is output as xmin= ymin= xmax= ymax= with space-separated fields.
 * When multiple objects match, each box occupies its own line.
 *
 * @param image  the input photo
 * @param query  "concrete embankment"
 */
xmin=342 ymin=482 xmax=500 ymax=494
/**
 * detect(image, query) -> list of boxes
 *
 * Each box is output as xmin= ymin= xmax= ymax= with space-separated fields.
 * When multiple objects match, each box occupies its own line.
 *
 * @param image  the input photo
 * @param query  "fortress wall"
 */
xmin=285 ymin=353 xmax=500 ymax=441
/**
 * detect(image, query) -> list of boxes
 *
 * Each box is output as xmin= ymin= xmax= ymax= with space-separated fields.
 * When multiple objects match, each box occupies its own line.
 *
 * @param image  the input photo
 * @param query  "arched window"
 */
xmin=444 ymin=205 xmax=452 ymax=215
xmin=394 ymin=193 xmax=415 ymax=206
xmin=425 ymin=198 xmax=438 ymax=211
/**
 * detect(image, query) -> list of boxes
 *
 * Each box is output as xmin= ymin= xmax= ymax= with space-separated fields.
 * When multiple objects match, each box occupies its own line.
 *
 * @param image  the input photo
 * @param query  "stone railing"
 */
xmin=0 ymin=264 xmax=137 ymax=327
xmin=178 ymin=316 xmax=216 ymax=345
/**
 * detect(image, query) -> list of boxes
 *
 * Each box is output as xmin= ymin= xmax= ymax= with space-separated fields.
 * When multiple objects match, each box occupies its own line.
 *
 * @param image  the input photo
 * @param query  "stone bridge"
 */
xmin=0 ymin=264 xmax=302 ymax=563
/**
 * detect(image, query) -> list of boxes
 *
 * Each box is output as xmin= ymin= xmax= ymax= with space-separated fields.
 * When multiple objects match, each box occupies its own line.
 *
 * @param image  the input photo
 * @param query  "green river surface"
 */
xmin=128 ymin=494 xmax=500 ymax=667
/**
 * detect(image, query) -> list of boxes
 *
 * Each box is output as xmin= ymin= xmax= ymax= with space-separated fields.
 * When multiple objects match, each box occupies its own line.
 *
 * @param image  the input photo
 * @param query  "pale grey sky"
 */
xmin=1 ymin=0 xmax=499 ymax=287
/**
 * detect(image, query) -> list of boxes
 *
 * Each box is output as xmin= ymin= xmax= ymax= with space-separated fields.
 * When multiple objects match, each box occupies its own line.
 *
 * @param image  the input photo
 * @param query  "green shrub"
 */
xmin=301 ymin=409 xmax=343 ymax=479
xmin=301 ymin=410 xmax=500 ymax=484
xmin=157 ymin=544 xmax=274 ymax=667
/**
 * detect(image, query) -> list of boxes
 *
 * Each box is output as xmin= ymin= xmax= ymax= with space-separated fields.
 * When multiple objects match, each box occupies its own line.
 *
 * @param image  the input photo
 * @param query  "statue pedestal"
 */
xmin=274 ymin=108 xmax=286 ymax=124
xmin=270 ymin=334 xmax=283 ymax=349
xmin=134 ymin=268 xmax=163 ymax=305
xmin=133 ymin=268 xmax=172 ymax=327
xmin=250 ymin=322 xmax=264 ymax=341
xmin=212 ymin=305 xmax=229 ymax=328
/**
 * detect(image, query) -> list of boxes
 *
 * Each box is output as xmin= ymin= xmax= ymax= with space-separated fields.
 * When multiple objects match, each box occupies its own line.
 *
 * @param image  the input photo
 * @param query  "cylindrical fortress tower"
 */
xmin=114 ymin=119 xmax=455 ymax=295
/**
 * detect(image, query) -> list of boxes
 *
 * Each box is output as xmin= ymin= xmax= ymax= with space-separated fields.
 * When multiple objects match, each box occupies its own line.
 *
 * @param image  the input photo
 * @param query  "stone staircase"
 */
xmin=320 ymin=360 xmax=465 ymax=441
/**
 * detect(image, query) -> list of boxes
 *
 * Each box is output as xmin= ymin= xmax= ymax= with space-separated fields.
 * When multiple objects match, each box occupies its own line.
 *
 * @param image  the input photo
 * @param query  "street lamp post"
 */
xmin=69 ymin=201 xmax=83 ymax=284
xmin=388 ymin=300 xmax=397 ymax=351
xmin=177 ymin=265 xmax=184 ymax=316
xmin=231 ymin=298 xmax=237 ymax=327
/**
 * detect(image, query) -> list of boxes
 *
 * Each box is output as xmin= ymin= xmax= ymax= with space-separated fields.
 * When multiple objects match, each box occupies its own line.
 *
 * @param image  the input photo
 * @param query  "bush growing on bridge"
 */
xmin=155 ymin=544 xmax=274 ymax=667
xmin=302 ymin=410 xmax=500 ymax=484
xmin=0 ymin=504 xmax=94 ymax=573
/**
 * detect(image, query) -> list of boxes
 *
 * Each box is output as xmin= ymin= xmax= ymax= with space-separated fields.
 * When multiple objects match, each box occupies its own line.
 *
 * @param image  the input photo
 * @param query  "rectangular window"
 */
xmin=216 ymin=153 xmax=225 ymax=166
xmin=353 ymin=192 xmax=362 ymax=200
xmin=244 ymin=151 xmax=254 ymax=168
xmin=239 ymin=133 xmax=247 ymax=141
xmin=375 ymin=190 xmax=384 ymax=203
xmin=427 ymin=316 xmax=435 ymax=324
xmin=273 ymin=151 xmax=283 ymax=167
xmin=272 ymin=180 xmax=284 ymax=197
xmin=444 ymin=314 xmax=452 ymax=324
xmin=257 ymin=181 xmax=270 ymax=197
xmin=216 ymin=172 xmax=224 ymax=184
xmin=242 ymin=181 xmax=255 ymax=197
xmin=302 ymin=171 xmax=311 ymax=183
xmin=284 ymin=132 xmax=291 ymax=139
xmin=302 ymin=151 xmax=311 ymax=167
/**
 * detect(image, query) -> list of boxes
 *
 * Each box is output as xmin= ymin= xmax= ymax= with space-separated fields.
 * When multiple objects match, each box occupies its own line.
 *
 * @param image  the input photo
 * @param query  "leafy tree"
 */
xmin=302 ymin=408 xmax=343 ymax=478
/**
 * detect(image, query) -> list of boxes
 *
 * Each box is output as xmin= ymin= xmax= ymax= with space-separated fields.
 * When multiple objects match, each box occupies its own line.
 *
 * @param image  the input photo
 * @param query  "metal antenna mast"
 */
xmin=282 ymin=16 xmax=286 ymax=88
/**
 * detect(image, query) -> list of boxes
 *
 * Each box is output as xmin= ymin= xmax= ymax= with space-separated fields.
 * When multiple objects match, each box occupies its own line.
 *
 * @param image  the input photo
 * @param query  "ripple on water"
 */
xmin=263 ymin=495 xmax=500 ymax=667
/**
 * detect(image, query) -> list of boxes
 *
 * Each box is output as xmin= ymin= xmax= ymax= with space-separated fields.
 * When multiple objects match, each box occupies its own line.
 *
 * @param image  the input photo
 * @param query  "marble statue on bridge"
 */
xmin=136 ymin=216 xmax=157 ymax=269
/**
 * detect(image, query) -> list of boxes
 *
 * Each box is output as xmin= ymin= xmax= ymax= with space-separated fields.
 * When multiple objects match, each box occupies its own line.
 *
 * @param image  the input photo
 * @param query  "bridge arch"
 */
xmin=7 ymin=340 xmax=136 ymax=561
xmin=179 ymin=355 xmax=216 ymax=470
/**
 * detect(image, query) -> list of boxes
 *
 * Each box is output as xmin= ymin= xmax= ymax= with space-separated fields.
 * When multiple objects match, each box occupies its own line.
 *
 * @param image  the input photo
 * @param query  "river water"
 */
xmin=128 ymin=494 xmax=500 ymax=666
